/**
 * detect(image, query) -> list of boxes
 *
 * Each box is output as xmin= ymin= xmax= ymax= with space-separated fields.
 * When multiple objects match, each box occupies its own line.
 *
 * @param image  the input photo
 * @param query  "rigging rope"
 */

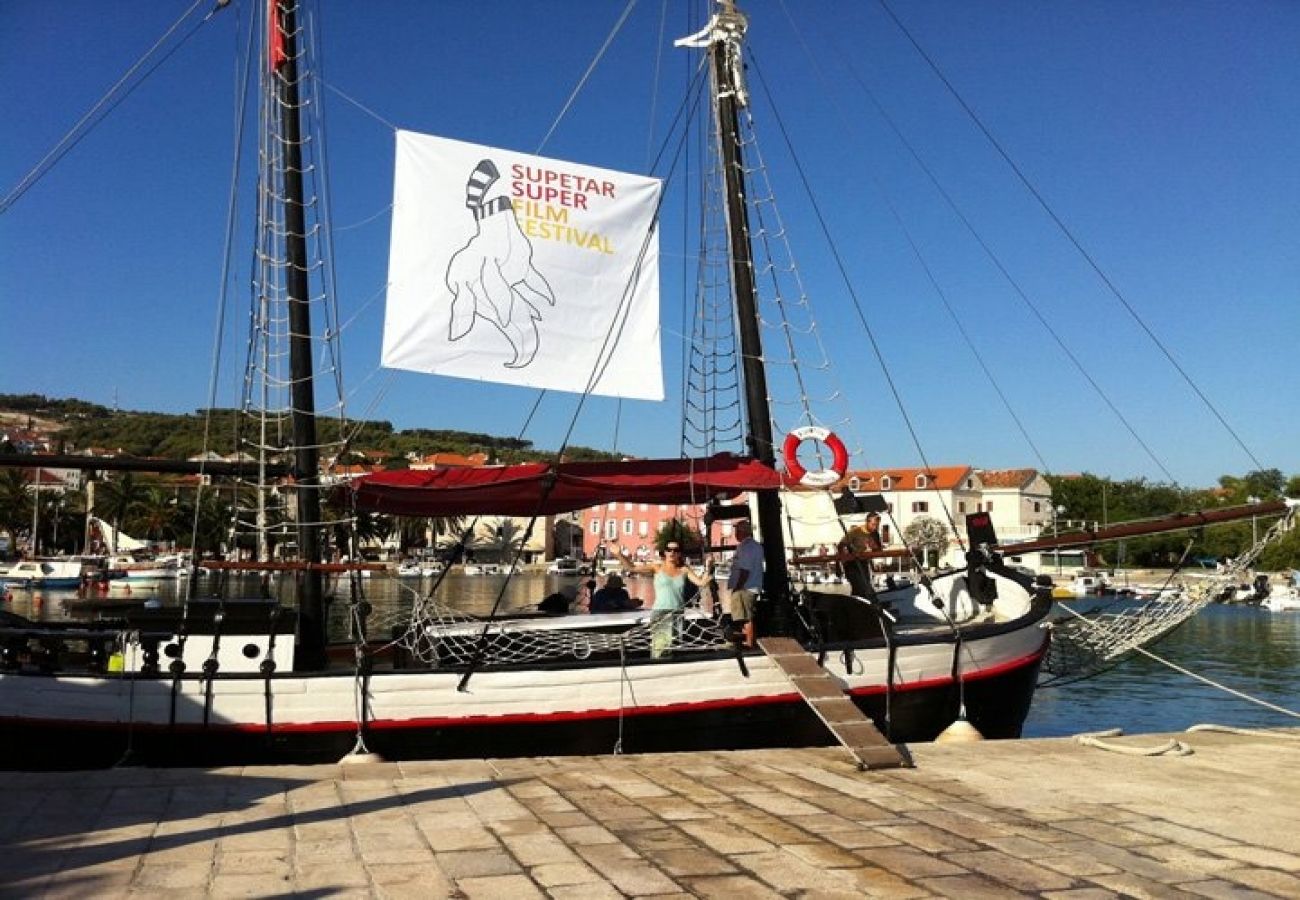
xmin=536 ymin=0 xmax=640 ymax=154
xmin=745 ymin=46 xmax=967 ymax=554
xmin=1040 ymin=504 xmax=1298 ymax=683
xmin=0 ymin=0 xmax=215 ymax=216
xmin=875 ymin=0 xmax=1266 ymax=476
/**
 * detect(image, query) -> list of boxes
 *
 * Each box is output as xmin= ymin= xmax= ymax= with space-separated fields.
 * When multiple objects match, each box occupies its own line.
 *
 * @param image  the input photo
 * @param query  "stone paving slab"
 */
xmin=0 ymin=727 xmax=1296 ymax=898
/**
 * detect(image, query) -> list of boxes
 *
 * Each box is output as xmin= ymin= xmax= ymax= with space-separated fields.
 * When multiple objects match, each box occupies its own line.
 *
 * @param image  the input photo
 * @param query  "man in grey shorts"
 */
xmin=727 ymin=520 xmax=764 ymax=648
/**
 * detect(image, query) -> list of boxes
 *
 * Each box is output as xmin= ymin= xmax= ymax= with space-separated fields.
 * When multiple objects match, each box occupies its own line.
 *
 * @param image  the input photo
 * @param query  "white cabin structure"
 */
xmin=779 ymin=466 xmax=1055 ymax=570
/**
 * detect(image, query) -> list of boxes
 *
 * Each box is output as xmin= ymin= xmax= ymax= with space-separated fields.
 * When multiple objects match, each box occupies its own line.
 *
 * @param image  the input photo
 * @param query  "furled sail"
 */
xmin=383 ymin=131 xmax=663 ymax=399
xmin=345 ymin=453 xmax=783 ymax=516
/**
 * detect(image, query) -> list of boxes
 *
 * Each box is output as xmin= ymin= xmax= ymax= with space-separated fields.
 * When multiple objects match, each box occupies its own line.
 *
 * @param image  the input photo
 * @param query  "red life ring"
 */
xmin=782 ymin=426 xmax=848 ymax=487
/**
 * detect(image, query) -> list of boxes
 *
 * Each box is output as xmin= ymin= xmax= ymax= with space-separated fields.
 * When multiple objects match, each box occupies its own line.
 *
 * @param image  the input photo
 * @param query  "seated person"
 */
xmin=589 ymin=574 xmax=642 ymax=612
xmin=538 ymin=582 xmax=582 ymax=614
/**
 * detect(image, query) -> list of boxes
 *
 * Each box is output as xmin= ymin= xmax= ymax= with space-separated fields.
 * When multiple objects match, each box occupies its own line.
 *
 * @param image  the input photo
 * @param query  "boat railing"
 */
xmin=0 ymin=622 xmax=174 ymax=676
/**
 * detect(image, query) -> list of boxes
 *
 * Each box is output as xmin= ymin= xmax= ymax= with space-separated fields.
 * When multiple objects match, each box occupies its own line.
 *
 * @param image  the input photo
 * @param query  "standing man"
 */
xmin=727 ymin=520 xmax=764 ymax=648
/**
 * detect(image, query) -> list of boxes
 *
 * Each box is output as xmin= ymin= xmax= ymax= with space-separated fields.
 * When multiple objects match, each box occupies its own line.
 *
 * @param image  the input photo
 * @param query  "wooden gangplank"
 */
xmin=758 ymin=637 xmax=911 ymax=770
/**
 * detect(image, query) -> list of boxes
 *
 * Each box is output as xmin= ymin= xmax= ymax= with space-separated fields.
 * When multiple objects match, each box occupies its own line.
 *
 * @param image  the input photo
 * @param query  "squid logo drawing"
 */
xmin=445 ymin=159 xmax=556 ymax=368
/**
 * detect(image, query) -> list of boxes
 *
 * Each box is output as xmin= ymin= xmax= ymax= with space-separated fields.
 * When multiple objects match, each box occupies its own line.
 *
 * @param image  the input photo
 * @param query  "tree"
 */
xmin=1218 ymin=469 xmax=1285 ymax=503
xmin=654 ymin=518 xmax=703 ymax=556
xmin=490 ymin=517 xmax=528 ymax=561
xmin=135 ymin=487 xmax=181 ymax=544
xmin=0 ymin=469 xmax=33 ymax=550
xmin=94 ymin=473 xmax=147 ymax=552
xmin=903 ymin=516 xmax=950 ymax=569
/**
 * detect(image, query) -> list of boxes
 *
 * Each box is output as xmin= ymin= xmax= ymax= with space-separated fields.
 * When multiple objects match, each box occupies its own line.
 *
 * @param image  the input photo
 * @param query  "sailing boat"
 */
xmin=1 ymin=1 xmax=1284 ymax=771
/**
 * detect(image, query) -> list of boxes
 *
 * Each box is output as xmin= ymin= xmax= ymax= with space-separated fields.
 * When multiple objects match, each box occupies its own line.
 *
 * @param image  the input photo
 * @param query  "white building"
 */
xmin=778 ymin=466 xmax=1054 ymax=570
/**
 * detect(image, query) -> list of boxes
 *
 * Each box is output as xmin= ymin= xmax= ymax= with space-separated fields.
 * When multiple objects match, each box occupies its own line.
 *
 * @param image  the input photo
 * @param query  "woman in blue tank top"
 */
xmin=612 ymin=539 xmax=712 ymax=657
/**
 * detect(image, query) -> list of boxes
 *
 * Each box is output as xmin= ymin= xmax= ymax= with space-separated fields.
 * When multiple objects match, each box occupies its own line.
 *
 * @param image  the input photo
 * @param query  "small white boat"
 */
xmin=461 ymin=563 xmax=502 ymax=576
xmin=1260 ymin=588 xmax=1300 ymax=612
xmin=103 ymin=554 xmax=180 ymax=584
xmin=0 ymin=559 xmax=84 ymax=590
xmin=396 ymin=560 xmax=441 ymax=577
xmin=546 ymin=557 xmax=585 ymax=576
xmin=1052 ymin=571 xmax=1109 ymax=599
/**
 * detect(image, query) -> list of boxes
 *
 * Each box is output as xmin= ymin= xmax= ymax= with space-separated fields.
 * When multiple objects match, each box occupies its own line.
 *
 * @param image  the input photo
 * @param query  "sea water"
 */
xmin=1025 ymin=601 xmax=1300 ymax=737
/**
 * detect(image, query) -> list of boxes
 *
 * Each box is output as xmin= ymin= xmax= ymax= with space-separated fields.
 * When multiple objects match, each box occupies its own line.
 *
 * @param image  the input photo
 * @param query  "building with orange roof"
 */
xmin=780 ymin=465 xmax=1055 ymax=569
xmin=408 ymin=451 xmax=490 ymax=470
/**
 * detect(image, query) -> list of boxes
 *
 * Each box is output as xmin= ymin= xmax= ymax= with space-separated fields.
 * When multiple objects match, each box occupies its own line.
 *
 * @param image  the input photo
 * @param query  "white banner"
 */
xmin=383 ymin=131 xmax=663 ymax=400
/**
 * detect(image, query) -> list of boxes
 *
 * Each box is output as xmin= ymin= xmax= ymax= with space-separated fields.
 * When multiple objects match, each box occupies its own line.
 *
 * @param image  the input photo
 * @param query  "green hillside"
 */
xmin=0 ymin=393 xmax=617 ymax=466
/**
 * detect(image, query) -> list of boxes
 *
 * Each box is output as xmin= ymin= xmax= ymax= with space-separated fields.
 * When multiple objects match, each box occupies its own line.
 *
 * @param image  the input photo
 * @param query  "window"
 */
xmin=624 ymin=503 xmax=633 ymax=511
xmin=916 ymin=474 xmax=927 ymax=489
xmin=881 ymin=476 xmax=892 ymax=490
xmin=622 ymin=518 xmax=633 ymax=535
xmin=638 ymin=521 xmax=648 ymax=537
xmin=589 ymin=519 xmax=601 ymax=534
xmin=607 ymin=502 xmax=617 ymax=510
xmin=848 ymin=476 xmax=860 ymax=491
xmin=604 ymin=521 xmax=618 ymax=540
xmin=882 ymin=525 xmax=892 ymax=545
xmin=911 ymin=501 xmax=929 ymax=513
xmin=639 ymin=504 xmax=648 ymax=512
xmin=957 ymin=501 xmax=966 ymax=513
xmin=1032 ymin=501 xmax=1041 ymax=513
xmin=985 ymin=501 xmax=994 ymax=512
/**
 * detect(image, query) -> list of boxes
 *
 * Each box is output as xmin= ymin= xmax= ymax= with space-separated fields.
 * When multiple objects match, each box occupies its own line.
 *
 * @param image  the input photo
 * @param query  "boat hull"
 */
xmin=0 ymin=603 xmax=1048 ymax=770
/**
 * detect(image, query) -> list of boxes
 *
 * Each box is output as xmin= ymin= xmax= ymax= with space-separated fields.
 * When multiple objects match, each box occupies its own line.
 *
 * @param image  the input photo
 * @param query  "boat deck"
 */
xmin=3 ymin=726 xmax=1297 ymax=896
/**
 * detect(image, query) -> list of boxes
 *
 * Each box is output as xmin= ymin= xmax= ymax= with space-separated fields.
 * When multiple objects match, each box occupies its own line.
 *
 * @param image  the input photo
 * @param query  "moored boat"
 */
xmin=5 ymin=0 xmax=1293 ymax=772
xmin=0 ymin=559 xmax=84 ymax=591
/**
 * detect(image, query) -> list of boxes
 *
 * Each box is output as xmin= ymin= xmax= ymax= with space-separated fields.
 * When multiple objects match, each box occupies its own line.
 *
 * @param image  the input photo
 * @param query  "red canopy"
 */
xmin=345 ymin=453 xmax=784 ymax=517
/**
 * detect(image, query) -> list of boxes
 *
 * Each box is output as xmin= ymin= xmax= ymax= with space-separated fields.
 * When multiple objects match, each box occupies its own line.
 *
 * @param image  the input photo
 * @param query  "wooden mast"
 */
xmin=272 ymin=0 xmax=326 ymax=669
xmin=696 ymin=1 xmax=794 ymax=631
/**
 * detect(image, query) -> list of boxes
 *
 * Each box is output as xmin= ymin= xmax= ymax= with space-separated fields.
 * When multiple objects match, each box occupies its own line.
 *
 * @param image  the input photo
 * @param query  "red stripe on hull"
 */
xmin=0 ymin=641 xmax=1047 ymax=736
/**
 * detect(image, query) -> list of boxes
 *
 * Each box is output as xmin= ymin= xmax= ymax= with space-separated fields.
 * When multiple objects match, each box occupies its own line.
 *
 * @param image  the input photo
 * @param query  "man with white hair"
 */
xmin=727 ymin=520 xmax=764 ymax=648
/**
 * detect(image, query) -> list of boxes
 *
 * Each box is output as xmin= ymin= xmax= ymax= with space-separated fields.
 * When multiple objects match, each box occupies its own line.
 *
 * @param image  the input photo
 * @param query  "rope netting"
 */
xmin=387 ymin=596 xmax=732 ymax=668
xmin=1040 ymin=504 xmax=1297 ymax=685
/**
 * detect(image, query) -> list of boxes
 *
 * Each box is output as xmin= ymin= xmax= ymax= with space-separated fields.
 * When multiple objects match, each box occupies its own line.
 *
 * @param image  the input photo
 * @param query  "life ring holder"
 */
xmin=782 ymin=426 xmax=848 ymax=487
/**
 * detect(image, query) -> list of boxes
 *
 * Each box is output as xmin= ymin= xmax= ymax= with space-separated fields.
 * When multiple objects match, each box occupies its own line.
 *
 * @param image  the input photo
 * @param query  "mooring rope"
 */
xmin=1185 ymin=724 xmax=1300 ymax=740
xmin=1074 ymin=728 xmax=1193 ymax=757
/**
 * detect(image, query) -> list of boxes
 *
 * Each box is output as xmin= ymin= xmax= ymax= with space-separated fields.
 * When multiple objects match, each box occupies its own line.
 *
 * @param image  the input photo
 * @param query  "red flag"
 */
xmin=268 ymin=0 xmax=287 ymax=71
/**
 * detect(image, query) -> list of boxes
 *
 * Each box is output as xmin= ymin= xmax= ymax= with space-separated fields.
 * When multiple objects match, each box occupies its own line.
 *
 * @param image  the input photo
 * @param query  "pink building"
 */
xmin=579 ymin=501 xmax=709 ymax=561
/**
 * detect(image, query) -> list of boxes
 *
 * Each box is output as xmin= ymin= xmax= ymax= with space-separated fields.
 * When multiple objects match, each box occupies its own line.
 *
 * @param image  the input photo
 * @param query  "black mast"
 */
xmin=697 ymin=2 xmax=793 ymax=630
xmin=273 ymin=0 xmax=326 ymax=669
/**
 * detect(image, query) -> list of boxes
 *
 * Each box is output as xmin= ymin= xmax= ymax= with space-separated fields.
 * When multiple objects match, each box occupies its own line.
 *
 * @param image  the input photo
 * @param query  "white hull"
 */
xmin=1260 ymin=589 xmax=1300 ymax=612
xmin=0 ymin=571 xmax=1052 ymax=767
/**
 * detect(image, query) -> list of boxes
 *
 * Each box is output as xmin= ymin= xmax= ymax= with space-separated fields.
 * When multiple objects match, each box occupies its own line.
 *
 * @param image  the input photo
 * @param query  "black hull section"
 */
xmin=0 ymin=653 xmax=1042 ymax=770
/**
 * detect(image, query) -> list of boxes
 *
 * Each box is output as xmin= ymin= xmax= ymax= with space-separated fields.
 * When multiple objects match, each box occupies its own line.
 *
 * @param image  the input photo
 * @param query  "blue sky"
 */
xmin=2 ymin=1 xmax=1296 ymax=489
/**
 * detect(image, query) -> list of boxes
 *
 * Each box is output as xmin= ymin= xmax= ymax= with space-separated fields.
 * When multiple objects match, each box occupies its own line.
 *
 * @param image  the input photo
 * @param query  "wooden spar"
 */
xmin=791 ymin=547 xmax=913 ymax=565
xmin=0 ymin=453 xmax=290 ymax=478
xmin=792 ymin=500 xmax=1292 ymax=565
xmin=201 ymin=560 xmax=387 ymax=572
xmin=998 ymin=499 xmax=1291 ymax=554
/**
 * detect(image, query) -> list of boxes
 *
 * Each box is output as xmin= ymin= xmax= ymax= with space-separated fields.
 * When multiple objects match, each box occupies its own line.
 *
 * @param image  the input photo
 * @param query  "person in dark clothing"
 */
xmin=589 ymin=574 xmax=642 ymax=612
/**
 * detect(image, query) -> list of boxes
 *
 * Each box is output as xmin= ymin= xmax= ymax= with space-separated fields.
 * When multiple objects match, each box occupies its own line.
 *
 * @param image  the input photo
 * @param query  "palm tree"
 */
xmin=175 ymin=487 xmax=230 ymax=558
xmin=486 ymin=517 xmax=529 ymax=563
xmin=0 ymin=469 xmax=33 ymax=550
xmin=94 ymin=473 xmax=147 ymax=553
xmin=135 ymin=487 xmax=181 ymax=545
